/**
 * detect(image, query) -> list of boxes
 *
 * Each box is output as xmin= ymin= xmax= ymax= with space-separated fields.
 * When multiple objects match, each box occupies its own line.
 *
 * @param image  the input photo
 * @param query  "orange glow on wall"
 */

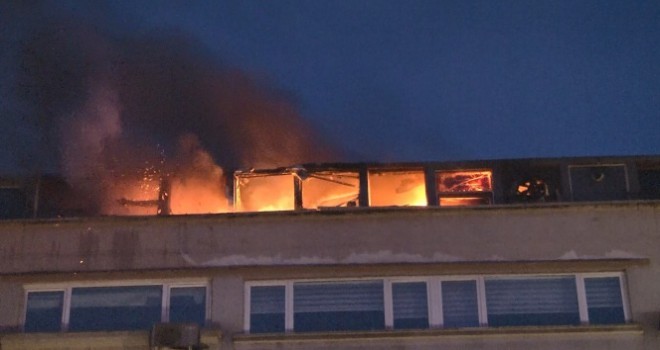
xmin=439 ymin=197 xmax=491 ymax=207
xmin=368 ymin=170 xmax=427 ymax=207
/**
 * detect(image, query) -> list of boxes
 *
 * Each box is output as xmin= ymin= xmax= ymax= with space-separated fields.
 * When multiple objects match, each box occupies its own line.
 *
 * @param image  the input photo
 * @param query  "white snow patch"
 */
xmin=558 ymin=249 xmax=644 ymax=260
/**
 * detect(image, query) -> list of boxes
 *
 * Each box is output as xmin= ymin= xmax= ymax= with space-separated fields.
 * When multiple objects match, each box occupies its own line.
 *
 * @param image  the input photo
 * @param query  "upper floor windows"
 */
xmin=24 ymin=282 xmax=208 ymax=333
xmin=245 ymin=273 xmax=629 ymax=334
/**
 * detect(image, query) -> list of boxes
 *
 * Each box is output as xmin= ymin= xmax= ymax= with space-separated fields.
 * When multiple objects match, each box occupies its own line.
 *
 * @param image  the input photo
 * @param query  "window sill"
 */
xmin=0 ymin=329 xmax=222 ymax=349
xmin=233 ymin=324 xmax=643 ymax=343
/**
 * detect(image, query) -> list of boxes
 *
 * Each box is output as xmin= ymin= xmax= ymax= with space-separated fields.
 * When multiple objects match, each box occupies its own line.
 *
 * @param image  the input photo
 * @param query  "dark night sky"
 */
xmin=1 ymin=0 xmax=659 ymax=175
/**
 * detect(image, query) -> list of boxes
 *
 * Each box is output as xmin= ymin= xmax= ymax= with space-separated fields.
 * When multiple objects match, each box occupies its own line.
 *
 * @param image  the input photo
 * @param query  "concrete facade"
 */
xmin=0 ymin=200 xmax=659 ymax=349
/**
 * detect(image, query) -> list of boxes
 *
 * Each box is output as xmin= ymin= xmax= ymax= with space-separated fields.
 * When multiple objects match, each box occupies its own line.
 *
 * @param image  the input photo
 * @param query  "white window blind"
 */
xmin=584 ymin=277 xmax=625 ymax=324
xmin=293 ymin=280 xmax=384 ymax=332
xmin=250 ymin=285 xmax=285 ymax=333
xmin=485 ymin=277 xmax=580 ymax=326
xmin=442 ymin=280 xmax=479 ymax=328
xmin=392 ymin=282 xmax=428 ymax=329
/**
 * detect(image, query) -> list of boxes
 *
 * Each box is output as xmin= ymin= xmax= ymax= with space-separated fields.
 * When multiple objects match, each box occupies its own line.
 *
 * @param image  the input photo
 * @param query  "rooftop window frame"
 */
xmin=567 ymin=163 xmax=630 ymax=201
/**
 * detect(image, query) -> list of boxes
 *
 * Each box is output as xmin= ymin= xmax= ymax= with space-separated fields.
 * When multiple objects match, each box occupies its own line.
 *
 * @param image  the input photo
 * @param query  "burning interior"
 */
xmin=368 ymin=169 xmax=427 ymax=207
xmin=4 ymin=158 xmax=660 ymax=219
xmin=111 ymin=165 xmax=494 ymax=215
xmin=436 ymin=170 xmax=493 ymax=207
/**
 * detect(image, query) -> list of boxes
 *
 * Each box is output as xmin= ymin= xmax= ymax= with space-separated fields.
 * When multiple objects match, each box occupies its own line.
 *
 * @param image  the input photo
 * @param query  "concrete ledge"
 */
xmin=6 ymin=258 xmax=650 ymax=283
xmin=0 ymin=329 xmax=222 ymax=350
xmin=233 ymin=324 xmax=643 ymax=344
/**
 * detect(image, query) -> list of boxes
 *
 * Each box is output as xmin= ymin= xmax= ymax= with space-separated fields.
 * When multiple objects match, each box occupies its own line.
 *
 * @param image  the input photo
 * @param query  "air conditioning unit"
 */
xmin=150 ymin=323 xmax=202 ymax=349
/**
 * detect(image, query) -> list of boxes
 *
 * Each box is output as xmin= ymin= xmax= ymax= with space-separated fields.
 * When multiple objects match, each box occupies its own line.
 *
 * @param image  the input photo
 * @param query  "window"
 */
xmin=484 ymin=277 xmax=580 ymax=327
xmin=436 ymin=170 xmax=492 ymax=207
xmin=245 ymin=273 xmax=629 ymax=334
xmin=392 ymin=282 xmax=428 ymax=329
xmin=301 ymin=171 xmax=360 ymax=209
xmin=293 ymin=281 xmax=385 ymax=332
xmin=169 ymin=286 xmax=207 ymax=325
xmin=24 ymin=291 xmax=64 ymax=333
xmin=584 ymin=276 xmax=626 ymax=325
xmin=24 ymin=282 xmax=208 ymax=333
xmin=441 ymin=280 xmax=479 ymax=328
xmin=249 ymin=285 xmax=286 ymax=333
xmin=569 ymin=164 xmax=628 ymax=201
xmin=69 ymin=286 xmax=162 ymax=331
xmin=368 ymin=170 xmax=427 ymax=207
xmin=234 ymin=172 xmax=295 ymax=212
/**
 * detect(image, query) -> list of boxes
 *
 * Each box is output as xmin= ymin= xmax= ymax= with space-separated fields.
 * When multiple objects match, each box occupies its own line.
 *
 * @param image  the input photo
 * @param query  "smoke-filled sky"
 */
xmin=1 ymin=0 xmax=659 ymax=176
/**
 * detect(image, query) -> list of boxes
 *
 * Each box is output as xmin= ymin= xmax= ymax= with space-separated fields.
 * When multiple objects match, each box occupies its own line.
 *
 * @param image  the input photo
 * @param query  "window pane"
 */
xmin=368 ymin=171 xmax=427 ymax=207
xmin=442 ymin=280 xmax=479 ymax=328
xmin=485 ymin=277 xmax=580 ymax=327
xmin=437 ymin=171 xmax=492 ymax=192
xmin=235 ymin=173 xmax=295 ymax=212
xmin=250 ymin=286 xmax=285 ymax=333
xmin=585 ymin=277 xmax=625 ymax=324
xmin=170 ymin=287 xmax=206 ymax=326
xmin=294 ymin=281 xmax=384 ymax=332
xmin=302 ymin=171 xmax=360 ymax=209
xmin=69 ymin=286 xmax=162 ymax=331
xmin=25 ymin=291 xmax=64 ymax=332
xmin=392 ymin=282 xmax=428 ymax=329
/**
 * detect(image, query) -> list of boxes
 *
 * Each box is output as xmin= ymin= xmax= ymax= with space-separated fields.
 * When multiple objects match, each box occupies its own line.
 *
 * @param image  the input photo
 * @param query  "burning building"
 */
xmin=1 ymin=13 xmax=659 ymax=350
xmin=0 ymin=155 xmax=659 ymax=350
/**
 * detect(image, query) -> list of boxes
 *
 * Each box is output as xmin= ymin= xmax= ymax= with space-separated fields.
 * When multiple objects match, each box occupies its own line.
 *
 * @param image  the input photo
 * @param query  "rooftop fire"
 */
xmin=4 ymin=156 xmax=659 ymax=220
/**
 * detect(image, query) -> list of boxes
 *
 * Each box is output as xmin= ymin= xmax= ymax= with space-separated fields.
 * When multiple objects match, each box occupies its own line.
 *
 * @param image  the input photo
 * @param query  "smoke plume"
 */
xmin=17 ymin=20 xmax=337 ymax=215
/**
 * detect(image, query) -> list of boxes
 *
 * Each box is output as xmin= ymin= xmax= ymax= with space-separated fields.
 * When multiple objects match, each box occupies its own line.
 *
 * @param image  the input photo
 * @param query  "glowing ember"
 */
xmin=440 ymin=197 xmax=491 ymax=207
xmin=437 ymin=171 xmax=492 ymax=192
xmin=368 ymin=170 xmax=427 ymax=207
xmin=106 ymin=176 xmax=161 ymax=216
xmin=437 ymin=170 xmax=493 ymax=207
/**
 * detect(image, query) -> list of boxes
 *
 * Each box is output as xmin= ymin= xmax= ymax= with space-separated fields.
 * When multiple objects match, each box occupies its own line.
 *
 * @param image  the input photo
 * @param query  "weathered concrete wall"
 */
xmin=1 ymin=201 xmax=659 ymax=349
xmin=0 ymin=203 xmax=659 ymax=274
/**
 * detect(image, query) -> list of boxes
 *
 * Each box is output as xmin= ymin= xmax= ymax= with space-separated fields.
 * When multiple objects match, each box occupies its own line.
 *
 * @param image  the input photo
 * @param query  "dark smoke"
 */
xmin=15 ymin=19 xmax=338 ymax=214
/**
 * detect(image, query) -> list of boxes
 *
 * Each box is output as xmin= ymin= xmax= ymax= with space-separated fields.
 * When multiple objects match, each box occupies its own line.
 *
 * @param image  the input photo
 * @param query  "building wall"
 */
xmin=0 ymin=201 xmax=659 ymax=349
